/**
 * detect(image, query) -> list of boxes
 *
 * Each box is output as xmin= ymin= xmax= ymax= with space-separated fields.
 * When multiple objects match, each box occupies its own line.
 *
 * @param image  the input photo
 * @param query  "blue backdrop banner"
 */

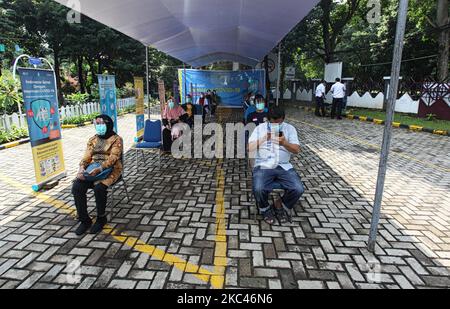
xmin=98 ymin=75 xmax=118 ymax=133
xmin=178 ymin=69 xmax=266 ymax=107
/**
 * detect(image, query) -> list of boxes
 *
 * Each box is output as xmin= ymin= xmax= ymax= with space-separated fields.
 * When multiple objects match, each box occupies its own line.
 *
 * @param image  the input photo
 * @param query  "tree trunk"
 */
xmin=87 ymin=57 xmax=97 ymax=94
xmin=97 ymin=55 xmax=102 ymax=75
xmin=53 ymin=49 xmax=64 ymax=105
xmin=321 ymin=0 xmax=334 ymax=63
xmin=280 ymin=56 xmax=286 ymax=104
xmin=264 ymin=55 xmax=271 ymax=103
xmin=77 ymin=55 xmax=86 ymax=93
xmin=437 ymin=0 xmax=449 ymax=80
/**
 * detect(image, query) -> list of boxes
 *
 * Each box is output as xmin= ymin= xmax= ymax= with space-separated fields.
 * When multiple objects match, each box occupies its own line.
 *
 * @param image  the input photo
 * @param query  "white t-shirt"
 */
xmin=249 ymin=122 xmax=300 ymax=170
xmin=315 ymin=84 xmax=326 ymax=98
xmin=195 ymin=97 xmax=209 ymax=106
xmin=330 ymin=82 xmax=346 ymax=99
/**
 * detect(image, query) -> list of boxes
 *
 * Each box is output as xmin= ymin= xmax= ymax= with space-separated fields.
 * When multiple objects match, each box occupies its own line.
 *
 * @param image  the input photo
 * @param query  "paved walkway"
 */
xmin=0 ymin=107 xmax=449 ymax=289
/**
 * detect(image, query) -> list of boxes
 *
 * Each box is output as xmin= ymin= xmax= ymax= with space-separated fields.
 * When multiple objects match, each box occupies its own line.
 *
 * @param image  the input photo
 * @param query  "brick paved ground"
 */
xmin=0 ymin=106 xmax=449 ymax=289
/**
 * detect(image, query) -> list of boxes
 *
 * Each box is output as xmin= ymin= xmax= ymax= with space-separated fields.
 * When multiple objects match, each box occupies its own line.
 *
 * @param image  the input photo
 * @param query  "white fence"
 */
xmin=0 ymin=97 xmax=135 ymax=132
xmin=278 ymin=88 xmax=421 ymax=115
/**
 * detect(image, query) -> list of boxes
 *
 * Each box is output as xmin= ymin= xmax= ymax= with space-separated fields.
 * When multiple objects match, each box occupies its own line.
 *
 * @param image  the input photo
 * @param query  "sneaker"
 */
xmin=89 ymin=216 xmax=107 ymax=234
xmin=261 ymin=208 xmax=276 ymax=225
xmin=75 ymin=220 xmax=92 ymax=236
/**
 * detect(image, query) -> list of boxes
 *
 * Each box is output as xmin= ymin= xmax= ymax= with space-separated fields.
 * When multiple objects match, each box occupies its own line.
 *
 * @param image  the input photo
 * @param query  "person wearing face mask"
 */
xmin=72 ymin=115 xmax=123 ymax=235
xmin=162 ymin=97 xmax=187 ymax=153
xmin=243 ymin=92 xmax=253 ymax=109
xmin=195 ymin=92 xmax=210 ymax=122
xmin=248 ymin=107 xmax=304 ymax=225
xmin=246 ymin=94 xmax=268 ymax=126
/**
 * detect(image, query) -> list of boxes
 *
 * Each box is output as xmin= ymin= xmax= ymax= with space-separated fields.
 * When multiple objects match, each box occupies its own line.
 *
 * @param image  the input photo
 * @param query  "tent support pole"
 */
xmin=368 ymin=0 xmax=409 ymax=252
xmin=146 ymin=45 xmax=150 ymax=120
xmin=276 ymin=43 xmax=282 ymax=106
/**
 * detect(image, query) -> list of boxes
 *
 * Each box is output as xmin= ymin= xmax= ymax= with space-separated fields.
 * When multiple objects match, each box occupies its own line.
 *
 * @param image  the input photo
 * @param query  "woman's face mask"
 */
xmin=168 ymin=101 xmax=175 ymax=109
xmin=95 ymin=124 xmax=107 ymax=136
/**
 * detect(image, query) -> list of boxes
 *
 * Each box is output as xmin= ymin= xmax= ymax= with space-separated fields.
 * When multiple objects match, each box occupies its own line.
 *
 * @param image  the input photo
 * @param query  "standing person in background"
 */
xmin=314 ymin=80 xmax=327 ymax=117
xmin=196 ymin=92 xmax=210 ymax=122
xmin=330 ymin=78 xmax=346 ymax=120
xmin=211 ymin=89 xmax=218 ymax=116
xmin=342 ymin=81 xmax=348 ymax=114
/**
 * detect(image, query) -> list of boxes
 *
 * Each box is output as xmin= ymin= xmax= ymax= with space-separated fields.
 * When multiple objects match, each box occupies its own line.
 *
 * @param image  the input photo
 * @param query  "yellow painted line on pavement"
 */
xmin=295 ymin=119 xmax=450 ymax=173
xmin=211 ymin=159 xmax=227 ymax=288
xmin=0 ymin=173 xmax=223 ymax=288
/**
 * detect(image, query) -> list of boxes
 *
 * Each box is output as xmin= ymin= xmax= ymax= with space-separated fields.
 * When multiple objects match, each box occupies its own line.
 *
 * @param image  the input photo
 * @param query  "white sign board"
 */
xmin=324 ymin=62 xmax=343 ymax=83
xmin=285 ymin=67 xmax=296 ymax=80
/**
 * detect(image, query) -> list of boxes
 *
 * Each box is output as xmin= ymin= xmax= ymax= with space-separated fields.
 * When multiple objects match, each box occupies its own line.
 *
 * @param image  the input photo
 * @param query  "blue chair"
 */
xmin=134 ymin=120 xmax=162 ymax=170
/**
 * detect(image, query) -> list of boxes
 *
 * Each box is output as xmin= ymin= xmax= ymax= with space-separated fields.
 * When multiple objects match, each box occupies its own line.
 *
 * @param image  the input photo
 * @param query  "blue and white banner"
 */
xmin=98 ymin=75 xmax=118 ymax=133
xmin=18 ymin=68 xmax=66 ymax=189
xmin=178 ymin=69 xmax=266 ymax=107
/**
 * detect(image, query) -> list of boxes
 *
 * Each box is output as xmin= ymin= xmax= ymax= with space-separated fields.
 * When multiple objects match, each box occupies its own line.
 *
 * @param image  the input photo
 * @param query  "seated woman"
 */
xmin=72 ymin=115 xmax=123 ymax=235
xmin=246 ymin=94 xmax=268 ymax=126
xmin=182 ymin=102 xmax=195 ymax=128
xmin=162 ymin=97 xmax=187 ymax=153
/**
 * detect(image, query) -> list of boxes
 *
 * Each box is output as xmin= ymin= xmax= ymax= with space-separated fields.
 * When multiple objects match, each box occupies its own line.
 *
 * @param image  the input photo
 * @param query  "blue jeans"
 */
xmin=253 ymin=166 xmax=304 ymax=212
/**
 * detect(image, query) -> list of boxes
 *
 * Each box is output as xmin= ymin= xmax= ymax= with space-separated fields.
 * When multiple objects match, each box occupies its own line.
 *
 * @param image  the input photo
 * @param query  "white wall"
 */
xmin=296 ymin=89 xmax=420 ymax=114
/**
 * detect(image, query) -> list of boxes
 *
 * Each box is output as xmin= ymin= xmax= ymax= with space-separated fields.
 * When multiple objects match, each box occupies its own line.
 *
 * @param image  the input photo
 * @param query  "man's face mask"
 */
xmin=95 ymin=123 xmax=107 ymax=136
xmin=270 ymin=122 xmax=283 ymax=134
xmin=256 ymin=102 xmax=265 ymax=110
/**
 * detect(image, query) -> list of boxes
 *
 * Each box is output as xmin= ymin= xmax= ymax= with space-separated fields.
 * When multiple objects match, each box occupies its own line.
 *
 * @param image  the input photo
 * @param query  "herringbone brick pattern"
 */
xmin=0 ymin=106 xmax=449 ymax=289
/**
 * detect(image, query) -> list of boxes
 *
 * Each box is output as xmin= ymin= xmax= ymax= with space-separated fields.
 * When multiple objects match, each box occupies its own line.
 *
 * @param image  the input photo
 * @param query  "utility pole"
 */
xmin=368 ymin=0 xmax=409 ymax=252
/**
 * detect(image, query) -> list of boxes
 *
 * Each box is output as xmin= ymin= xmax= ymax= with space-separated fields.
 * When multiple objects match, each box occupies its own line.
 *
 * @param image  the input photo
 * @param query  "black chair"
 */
xmin=246 ymin=157 xmax=286 ymax=221
xmin=108 ymin=155 xmax=131 ymax=219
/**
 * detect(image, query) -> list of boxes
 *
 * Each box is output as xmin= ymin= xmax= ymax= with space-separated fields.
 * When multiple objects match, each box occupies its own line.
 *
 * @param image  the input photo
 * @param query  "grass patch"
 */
xmin=0 ymin=126 xmax=29 ymax=144
xmin=346 ymin=108 xmax=450 ymax=132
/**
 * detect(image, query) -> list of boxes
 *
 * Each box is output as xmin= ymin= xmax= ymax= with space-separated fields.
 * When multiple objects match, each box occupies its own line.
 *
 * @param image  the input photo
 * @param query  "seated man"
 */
xmin=246 ymin=94 xmax=268 ymax=126
xmin=248 ymin=107 xmax=305 ymax=225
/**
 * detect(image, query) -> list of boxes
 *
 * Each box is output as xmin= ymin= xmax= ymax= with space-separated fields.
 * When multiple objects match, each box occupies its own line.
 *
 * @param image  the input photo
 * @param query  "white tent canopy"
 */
xmin=55 ymin=0 xmax=319 ymax=67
